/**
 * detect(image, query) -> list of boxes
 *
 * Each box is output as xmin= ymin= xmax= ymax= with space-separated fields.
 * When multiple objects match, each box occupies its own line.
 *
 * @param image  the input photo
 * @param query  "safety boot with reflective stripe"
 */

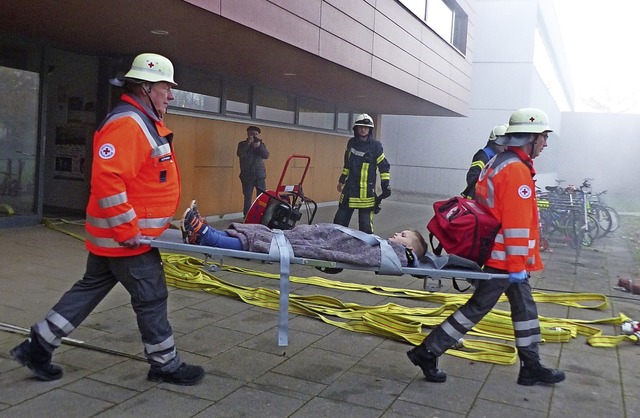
xmin=10 ymin=335 xmax=63 ymax=381
xmin=406 ymin=344 xmax=447 ymax=383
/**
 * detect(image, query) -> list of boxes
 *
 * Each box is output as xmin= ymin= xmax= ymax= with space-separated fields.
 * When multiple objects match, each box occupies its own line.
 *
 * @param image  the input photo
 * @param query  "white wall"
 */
xmin=382 ymin=0 xmax=564 ymax=199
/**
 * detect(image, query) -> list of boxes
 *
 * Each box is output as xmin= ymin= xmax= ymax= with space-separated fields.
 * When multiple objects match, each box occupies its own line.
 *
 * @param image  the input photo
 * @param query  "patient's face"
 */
xmin=389 ymin=230 xmax=417 ymax=249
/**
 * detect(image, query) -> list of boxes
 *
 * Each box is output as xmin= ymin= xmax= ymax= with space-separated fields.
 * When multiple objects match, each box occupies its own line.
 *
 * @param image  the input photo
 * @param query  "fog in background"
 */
xmin=555 ymin=112 xmax=640 ymax=199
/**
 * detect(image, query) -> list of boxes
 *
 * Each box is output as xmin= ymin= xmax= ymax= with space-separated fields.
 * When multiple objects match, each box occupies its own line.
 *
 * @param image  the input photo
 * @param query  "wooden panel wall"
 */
xmin=166 ymin=113 xmax=350 ymax=217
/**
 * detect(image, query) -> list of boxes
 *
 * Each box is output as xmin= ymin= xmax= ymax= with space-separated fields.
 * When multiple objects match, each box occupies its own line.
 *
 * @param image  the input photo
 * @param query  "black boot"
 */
xmin=10 ymin=336 xmax=63 ymax=381
xmin=406 ymin=344 xmax=447 ymax=382
xmin=517 ymin=361 xmax=565 ymax=386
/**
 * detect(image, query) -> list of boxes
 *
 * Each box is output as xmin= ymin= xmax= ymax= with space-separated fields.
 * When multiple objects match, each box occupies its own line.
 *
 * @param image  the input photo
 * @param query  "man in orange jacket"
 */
xmin=10 ymin=53 xmax=204 ymax=386
xmin=407 ymin=108 xmax=565 ymax=386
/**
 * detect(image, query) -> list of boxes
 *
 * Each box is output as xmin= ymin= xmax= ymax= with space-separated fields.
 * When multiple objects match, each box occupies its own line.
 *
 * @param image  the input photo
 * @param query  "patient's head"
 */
xmin=388 ymin=229 xmax=427 ymax=259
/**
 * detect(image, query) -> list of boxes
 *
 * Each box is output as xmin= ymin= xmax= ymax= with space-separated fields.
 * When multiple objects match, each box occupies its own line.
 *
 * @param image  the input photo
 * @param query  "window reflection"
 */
xmin=173 ymin=90 xmax=220 ymax=113
xmin=225 ymin=82 xmax=251 ymax=115
xmin=167 ymin=78 xmax=356 ymax=133
xmin=0 ymin=66 xmax=39 ymax=216
xmin=398 ymin=0 xmax=468 ymax=54
xmin=299 ymin=98 xmax=335 ymax=130
xmin=255 ymin=87 xmax=295 ymax=123
xmin=337 ymin=112 xmax=350 ymax=131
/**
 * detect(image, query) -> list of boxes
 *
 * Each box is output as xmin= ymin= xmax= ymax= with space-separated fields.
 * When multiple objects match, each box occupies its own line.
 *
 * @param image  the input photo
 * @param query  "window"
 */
xmin=255 ymin=87 xmax=295 ymax=124
xmin=398 ymin=0 xmax=468 ymax=54
xmin=225 ymin=81 xmax=251 ymax=115
xmin=298 ymin=98 xmax=335 ymax=130
xmin=337 ymin=112 xmax=350 ymax=131
xmin=167 ymin=74 xmax=358 ymax=133
xmin=402 ymin=0 xmax=426 ymax=19
xmin=170 ymin=65 xmax=221 ymax=113
xmin=0 ymin=66 xmax=39 ymax=215
xmin=172 ymin=90 xmax=220 ymax=113
xmin=426 ymin=0 xmax=453 ymax=42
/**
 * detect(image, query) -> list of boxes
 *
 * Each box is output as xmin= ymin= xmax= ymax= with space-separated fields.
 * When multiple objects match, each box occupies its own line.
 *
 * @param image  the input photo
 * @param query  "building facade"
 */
xmin=0 ymin=0 xmax=474 ymax=227
xmin=383 ymin=0 xmax=573 ymax=200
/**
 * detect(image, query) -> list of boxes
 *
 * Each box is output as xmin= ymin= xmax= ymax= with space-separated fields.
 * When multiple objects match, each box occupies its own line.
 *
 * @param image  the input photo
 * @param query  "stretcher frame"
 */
xmin=141 ymin=229 xmax=508 ymax=347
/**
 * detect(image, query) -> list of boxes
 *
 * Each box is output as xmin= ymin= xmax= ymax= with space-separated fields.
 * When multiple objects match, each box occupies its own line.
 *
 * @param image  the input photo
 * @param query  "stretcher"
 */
xmin=140 ymin=229 xmax=508 ymax=347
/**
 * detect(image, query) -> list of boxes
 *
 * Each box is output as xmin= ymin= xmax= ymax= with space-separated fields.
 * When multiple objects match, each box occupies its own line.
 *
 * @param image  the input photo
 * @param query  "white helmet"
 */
xmin=124 ymin=53 xmax=177 ymax=85
xmin=488 ymin=124 xmax=508 ymax=141
xmin=504 ymin=108 xmax=552 ymax=135
xmin=497 ymin=108 xmax=552 ymax=146
xmin=353 ymin=113 xmax=374 ymax=129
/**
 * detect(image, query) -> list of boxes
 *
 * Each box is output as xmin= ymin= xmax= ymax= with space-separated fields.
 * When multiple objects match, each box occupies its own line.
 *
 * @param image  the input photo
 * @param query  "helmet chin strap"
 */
xmin=142 ymin=83 xmax=163 ymax=119
xmin=527 ymin=134 xmax=537 ymax=158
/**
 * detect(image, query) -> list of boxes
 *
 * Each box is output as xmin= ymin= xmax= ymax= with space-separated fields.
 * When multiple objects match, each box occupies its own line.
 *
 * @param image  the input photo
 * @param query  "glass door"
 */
xmin=0 ymin=66 xmax=39 ymax=218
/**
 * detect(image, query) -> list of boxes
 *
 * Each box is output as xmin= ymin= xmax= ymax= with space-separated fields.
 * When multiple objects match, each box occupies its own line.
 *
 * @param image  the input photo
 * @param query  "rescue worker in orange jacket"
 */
xmin=407 ymin=108 xmax=565 ymax=387
xmin=10 ymin=53 xmax=205 ymax=386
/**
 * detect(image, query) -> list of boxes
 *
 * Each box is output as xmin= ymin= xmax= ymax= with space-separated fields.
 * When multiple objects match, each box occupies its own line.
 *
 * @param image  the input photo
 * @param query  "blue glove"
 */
xmin=508 ymin=270 xmax=528 ymax=283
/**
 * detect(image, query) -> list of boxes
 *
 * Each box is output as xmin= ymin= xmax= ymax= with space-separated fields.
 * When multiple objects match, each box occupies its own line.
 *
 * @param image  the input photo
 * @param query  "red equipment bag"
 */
xmin=426 ymin=196 xmax=501 ymax=265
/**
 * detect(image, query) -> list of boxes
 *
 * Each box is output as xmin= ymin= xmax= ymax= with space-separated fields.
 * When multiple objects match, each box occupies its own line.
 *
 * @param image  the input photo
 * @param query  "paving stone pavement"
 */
xmin=1 ymin=199 xmax=639 ymax=418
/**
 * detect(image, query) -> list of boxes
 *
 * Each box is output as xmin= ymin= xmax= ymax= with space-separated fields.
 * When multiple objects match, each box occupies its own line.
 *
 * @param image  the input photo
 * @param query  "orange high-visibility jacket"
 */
xmin=475 ymin=148 xmax=543 ymax=273
xmin=84 ymin=94 xmax=180 ymax=257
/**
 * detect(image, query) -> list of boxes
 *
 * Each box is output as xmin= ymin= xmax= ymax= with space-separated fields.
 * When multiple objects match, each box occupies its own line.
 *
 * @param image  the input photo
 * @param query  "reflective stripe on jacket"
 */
xmin=474 ymin=148 xmax=542 ymax=272
xmin=461 ymin=142 xmax=500 ymax=198
xmin=85 ymin=94 xmax=180 ymax=257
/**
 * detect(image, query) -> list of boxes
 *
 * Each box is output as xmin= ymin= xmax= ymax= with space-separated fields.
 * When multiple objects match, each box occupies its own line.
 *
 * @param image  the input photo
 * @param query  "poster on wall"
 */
xmin=53 ymin=125 xmax=87 ymax=181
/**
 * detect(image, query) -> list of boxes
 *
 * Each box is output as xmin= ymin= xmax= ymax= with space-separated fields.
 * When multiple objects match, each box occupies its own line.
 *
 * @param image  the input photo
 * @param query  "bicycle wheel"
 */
xmin=589 ymin=204 xmax=612 ymax=237
xmin=606 ymin=206 xmax=620 ymax=232
xmin=585 ymin=214 xmax=599 ymax=244
xmin=571 ymin=213 xmax=598 ymax=247
xmin=539 ymin=236 xmax=549 ymax=252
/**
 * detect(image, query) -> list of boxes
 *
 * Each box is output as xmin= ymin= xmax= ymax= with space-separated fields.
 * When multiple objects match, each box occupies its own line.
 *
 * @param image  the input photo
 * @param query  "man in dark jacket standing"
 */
xmin=237 ymin=125 xmax=269 ymax=217
xmin=333 ymin=114 xmax=390 ymax=234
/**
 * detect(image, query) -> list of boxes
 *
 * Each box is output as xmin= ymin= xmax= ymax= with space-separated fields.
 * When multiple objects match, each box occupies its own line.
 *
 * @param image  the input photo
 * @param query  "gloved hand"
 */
xmin=374 ymin=183 xmax=391 ymax=214
xmin=508 ymin=270 xmax=528 ymax=283
xmin=381 ymin=180 xmax=391 ymax=197
xmin=374 ymin=195 xmax=383 ymax=214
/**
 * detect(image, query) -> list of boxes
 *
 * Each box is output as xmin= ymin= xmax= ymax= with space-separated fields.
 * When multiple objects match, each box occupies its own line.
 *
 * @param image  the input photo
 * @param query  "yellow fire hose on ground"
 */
xmin=161 ymin=252 xmax=634 ymax=365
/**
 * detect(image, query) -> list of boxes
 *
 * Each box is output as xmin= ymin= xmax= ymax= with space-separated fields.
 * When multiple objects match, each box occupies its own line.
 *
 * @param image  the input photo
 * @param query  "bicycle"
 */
xmin=537 ymin=182 xmax=598 ymax=249
xmin=589 ymin=189 xmax=620 ymax=234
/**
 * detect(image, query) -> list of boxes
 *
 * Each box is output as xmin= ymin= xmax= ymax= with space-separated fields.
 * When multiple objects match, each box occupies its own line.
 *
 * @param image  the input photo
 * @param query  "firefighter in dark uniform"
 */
xmin=461 ymin=124 xmax=507 ymax=199
xmin=333 ymin=113 xmax=391 ymax=234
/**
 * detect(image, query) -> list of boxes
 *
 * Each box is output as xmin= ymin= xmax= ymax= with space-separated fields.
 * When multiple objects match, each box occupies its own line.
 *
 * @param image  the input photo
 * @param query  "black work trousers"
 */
xmin=333 ymin=206 xmax=374 ymax=234
xmin=421 ymin=266 xmax=542 ymax=364
xmin=32 ymin=248 xmax=182 ymax=372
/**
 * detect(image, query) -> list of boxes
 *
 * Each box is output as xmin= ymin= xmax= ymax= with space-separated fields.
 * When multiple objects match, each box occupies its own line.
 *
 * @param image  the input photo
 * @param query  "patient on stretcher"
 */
xmin=180 ymin=200 xmax=426 ymax=268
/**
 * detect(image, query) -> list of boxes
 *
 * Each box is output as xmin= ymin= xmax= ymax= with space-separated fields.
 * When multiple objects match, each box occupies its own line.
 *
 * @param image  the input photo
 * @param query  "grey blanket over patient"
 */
xmin=225 ymin=223 xmax=409 ymax=267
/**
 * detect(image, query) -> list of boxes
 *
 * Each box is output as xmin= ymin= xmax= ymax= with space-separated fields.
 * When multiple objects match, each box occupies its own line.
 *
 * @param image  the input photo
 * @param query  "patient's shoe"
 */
xmin=181 ymin=200 xmax=209 ymax=245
